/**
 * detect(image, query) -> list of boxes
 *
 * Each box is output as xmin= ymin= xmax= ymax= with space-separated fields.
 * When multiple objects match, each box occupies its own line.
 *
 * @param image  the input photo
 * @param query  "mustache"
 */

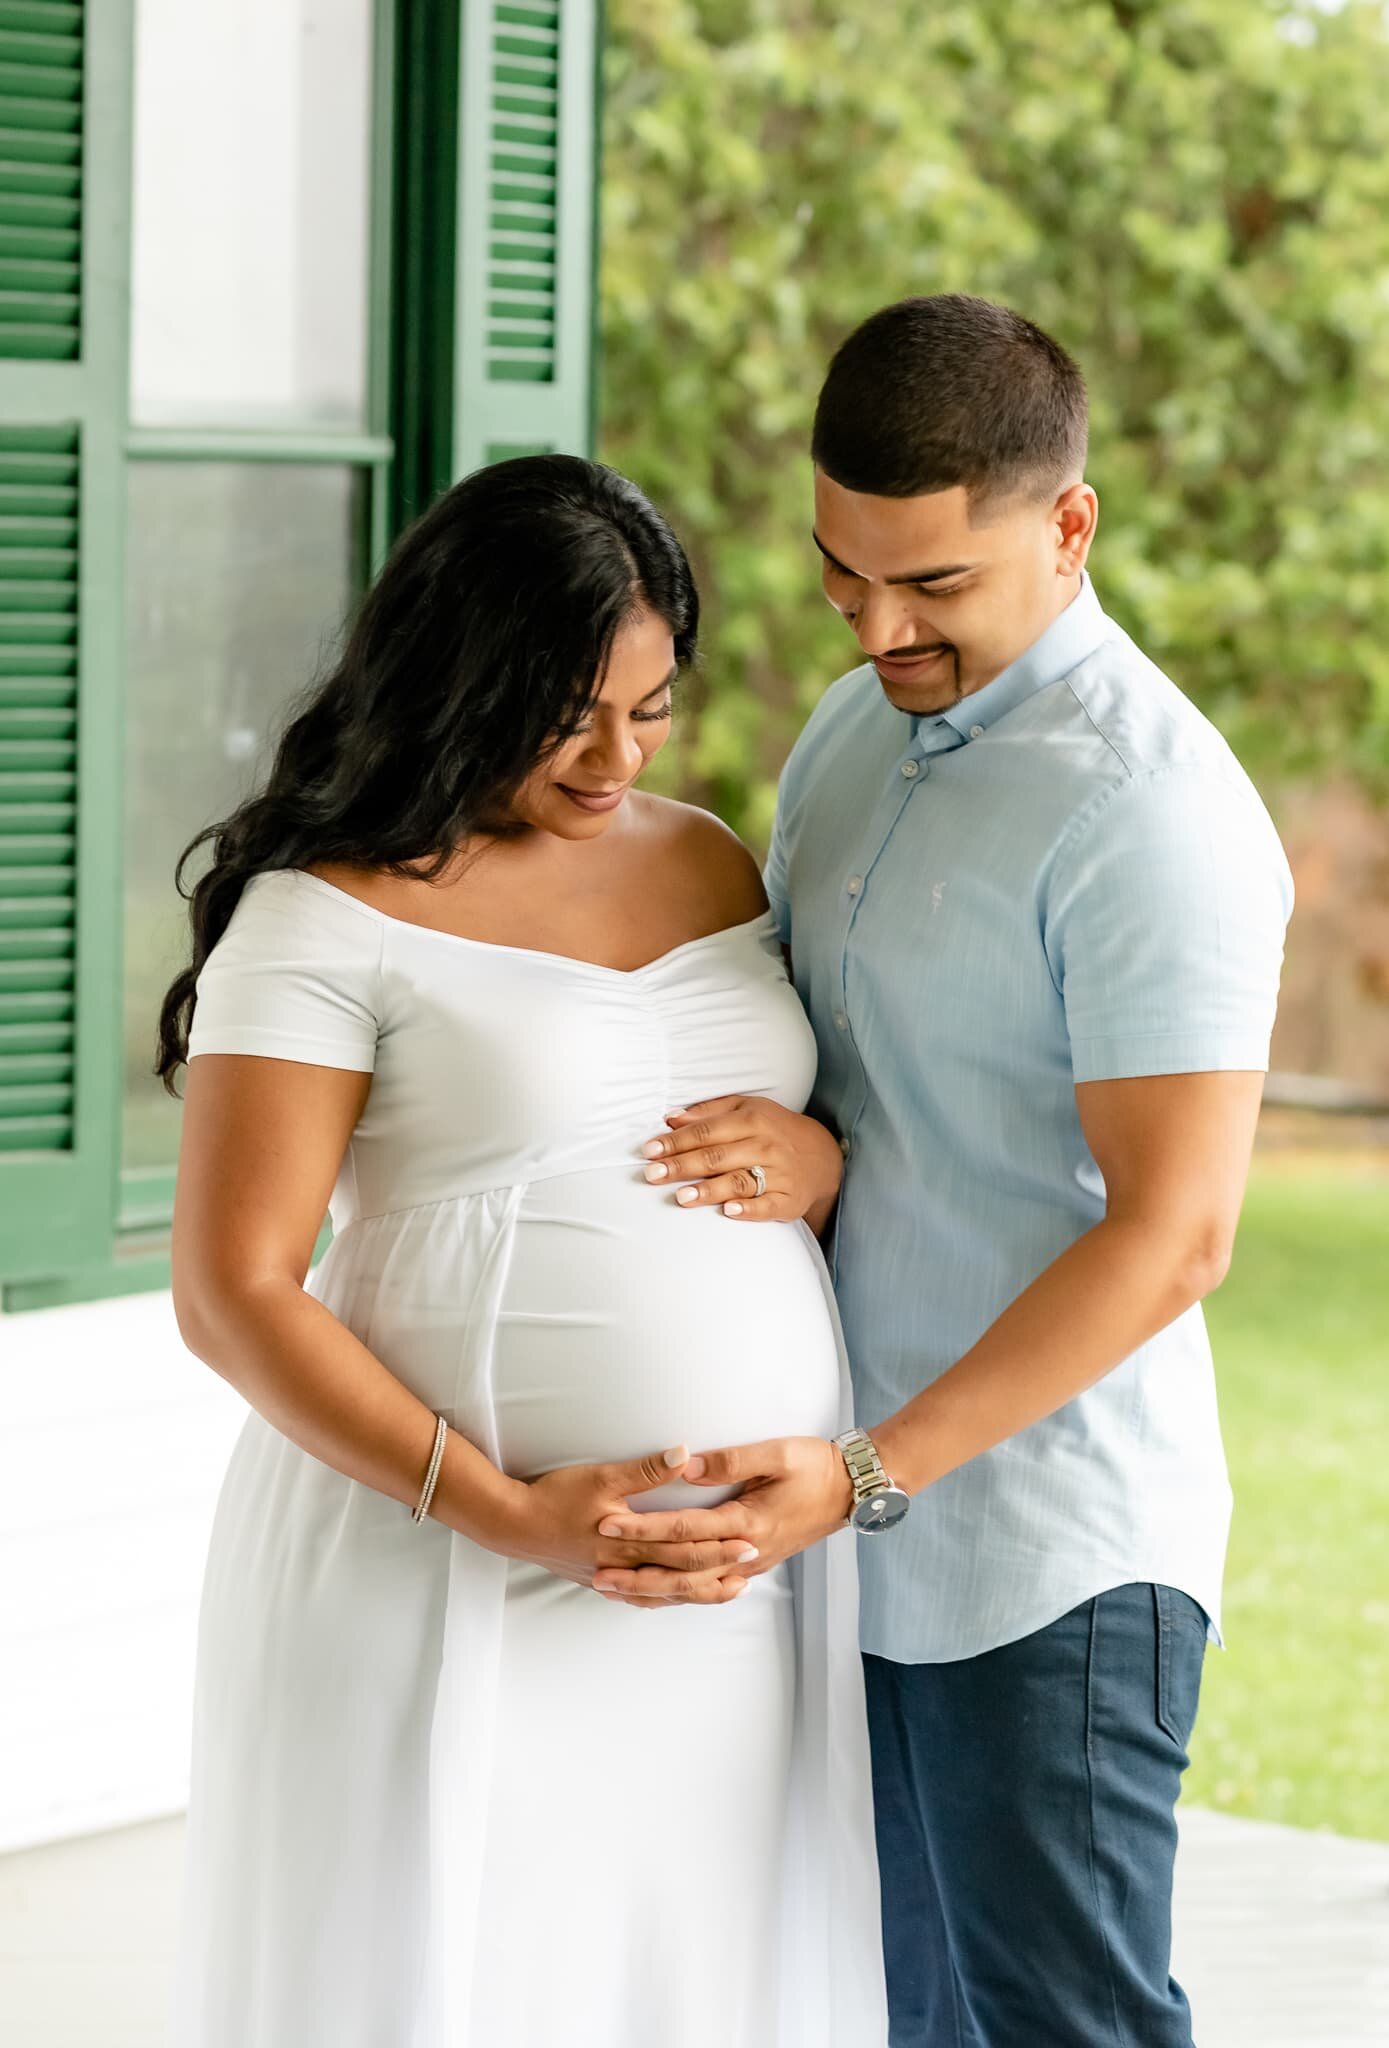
xmin=875 ymin=641 xmax=964 ymax=706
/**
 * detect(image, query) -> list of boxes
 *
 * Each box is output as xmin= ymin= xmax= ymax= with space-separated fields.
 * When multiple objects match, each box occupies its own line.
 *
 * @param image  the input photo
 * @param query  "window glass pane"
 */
xmin=130 ymin=0 xmax=374 ymax=429
xmin=124 ymin=465 xmax=367 ymax=1175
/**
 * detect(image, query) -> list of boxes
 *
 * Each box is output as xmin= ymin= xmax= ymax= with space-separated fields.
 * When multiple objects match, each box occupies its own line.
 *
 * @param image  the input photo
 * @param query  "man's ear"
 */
xmin=1054 ymin=482 xmax=1099 ymax=576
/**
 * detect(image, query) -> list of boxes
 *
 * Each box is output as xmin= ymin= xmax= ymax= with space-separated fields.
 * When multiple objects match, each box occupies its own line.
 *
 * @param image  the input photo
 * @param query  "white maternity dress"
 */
xmin=172 ymin=867 xmax=887 ymax=2048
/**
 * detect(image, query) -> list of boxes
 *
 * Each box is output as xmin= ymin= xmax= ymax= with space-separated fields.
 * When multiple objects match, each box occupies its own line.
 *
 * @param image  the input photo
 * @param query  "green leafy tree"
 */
xmin=598 ymin=0 xmax=1389 ymax=843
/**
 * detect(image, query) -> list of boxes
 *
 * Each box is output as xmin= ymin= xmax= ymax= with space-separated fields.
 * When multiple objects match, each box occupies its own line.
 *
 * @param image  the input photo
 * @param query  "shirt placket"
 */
xmin=825 ymin=721 xmax=960 ymax=1280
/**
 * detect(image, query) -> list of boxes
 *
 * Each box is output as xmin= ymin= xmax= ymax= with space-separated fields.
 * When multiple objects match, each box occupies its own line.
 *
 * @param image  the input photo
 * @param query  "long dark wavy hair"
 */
xmin=155 ymin=454 xmax=700 ymax=1094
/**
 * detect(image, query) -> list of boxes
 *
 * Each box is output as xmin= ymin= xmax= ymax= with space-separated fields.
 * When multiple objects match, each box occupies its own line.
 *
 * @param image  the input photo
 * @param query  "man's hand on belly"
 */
xmin=500 ymin=1447 xmax=764 ymax=1609
xmin=592 ymin=1437 xmax=855 ymax=1601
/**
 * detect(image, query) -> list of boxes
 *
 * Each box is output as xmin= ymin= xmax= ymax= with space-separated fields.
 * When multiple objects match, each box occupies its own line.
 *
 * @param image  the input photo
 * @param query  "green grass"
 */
xmin=1185 ymin=1162 xmax=1389 ymax=1840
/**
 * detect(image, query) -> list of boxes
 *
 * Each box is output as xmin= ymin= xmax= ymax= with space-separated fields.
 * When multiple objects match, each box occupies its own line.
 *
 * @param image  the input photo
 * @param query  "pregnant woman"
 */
xmin=162 ymin=455 xmax=887 ymax=2047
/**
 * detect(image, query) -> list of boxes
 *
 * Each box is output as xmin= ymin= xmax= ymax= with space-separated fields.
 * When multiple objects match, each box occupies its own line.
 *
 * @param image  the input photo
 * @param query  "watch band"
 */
xmin=834 ymin=1426 xmax=890 ymax=1505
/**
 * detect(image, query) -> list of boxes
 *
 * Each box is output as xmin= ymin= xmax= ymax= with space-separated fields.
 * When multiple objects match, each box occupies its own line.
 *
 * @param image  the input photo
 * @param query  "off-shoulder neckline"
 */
xmin=275 ymin=868 xmax=778 ymax=979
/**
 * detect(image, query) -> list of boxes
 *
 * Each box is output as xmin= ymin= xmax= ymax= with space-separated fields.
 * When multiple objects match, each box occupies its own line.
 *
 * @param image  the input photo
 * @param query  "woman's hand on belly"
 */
xmin=641 ymin=1095 xmax=844 ymax=1235
xmin=591 ymin=1435 xmax=856 ymax=1602
xmin=491 ymin=1445 xmax=762 ymax=1607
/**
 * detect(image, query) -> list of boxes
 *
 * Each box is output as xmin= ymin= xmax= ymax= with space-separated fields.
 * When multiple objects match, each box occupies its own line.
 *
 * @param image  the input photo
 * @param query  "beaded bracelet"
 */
xmin=412 ymin=1412 xmax=449 ymax=1524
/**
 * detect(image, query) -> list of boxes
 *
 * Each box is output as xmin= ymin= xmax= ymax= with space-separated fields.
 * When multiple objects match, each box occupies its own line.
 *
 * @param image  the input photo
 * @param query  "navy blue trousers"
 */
xmin=863 ymin=1582 xmax=1207 ymax=2048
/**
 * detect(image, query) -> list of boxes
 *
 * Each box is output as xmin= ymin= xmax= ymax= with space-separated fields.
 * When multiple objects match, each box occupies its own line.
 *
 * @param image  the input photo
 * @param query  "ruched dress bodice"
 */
xmin=174 ymin=866 xmax=887 ymax=2048
xmin=205 ymin=868 xmax=817 ymax=1222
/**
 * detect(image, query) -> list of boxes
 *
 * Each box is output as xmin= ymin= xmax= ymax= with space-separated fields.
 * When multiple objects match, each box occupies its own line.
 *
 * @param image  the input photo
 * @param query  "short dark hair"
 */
xmin=811 ymin=294 xmax=1088 ymax=510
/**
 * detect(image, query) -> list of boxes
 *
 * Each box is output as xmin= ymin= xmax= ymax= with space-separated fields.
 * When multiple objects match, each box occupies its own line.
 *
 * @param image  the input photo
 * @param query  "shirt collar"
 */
xmin=910 ymin=572 xmax=1108 ymax=746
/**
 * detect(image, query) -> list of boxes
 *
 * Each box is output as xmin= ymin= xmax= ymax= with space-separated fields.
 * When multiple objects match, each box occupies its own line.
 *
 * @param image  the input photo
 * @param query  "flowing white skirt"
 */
xmin=171 ymin=1170 xmax=887 ymax=2046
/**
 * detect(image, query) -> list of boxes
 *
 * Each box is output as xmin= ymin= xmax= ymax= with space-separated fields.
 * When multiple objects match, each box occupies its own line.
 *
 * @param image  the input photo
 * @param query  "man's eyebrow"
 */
xmin=812 ymin=531 xmax=979 ymax=586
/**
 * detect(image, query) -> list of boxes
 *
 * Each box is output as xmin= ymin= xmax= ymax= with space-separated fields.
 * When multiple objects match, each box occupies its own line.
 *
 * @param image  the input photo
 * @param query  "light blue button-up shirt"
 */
xmin=766 ymin=575 xmax=1294 ymax=1664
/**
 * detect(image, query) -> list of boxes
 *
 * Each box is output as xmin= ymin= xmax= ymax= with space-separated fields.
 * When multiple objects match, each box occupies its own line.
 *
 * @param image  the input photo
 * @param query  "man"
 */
xmin=595 ymin=294 xmax=1294 ymax=2044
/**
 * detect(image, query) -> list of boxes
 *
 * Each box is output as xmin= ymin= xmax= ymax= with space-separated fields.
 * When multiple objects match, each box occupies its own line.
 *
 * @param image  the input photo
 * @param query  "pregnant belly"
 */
xmin=492 ymin=1167 xmax=843 ymax=1511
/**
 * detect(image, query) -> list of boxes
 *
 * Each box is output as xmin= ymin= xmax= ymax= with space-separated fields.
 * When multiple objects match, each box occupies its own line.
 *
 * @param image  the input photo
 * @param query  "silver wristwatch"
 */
xmin=833 ymin=1427 xmax=911 ymax=1534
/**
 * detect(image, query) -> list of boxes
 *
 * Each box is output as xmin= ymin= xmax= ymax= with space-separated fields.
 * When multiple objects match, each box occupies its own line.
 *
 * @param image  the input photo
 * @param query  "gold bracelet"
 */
xmin=412 ymin=1412 xmax=448 ymax=1524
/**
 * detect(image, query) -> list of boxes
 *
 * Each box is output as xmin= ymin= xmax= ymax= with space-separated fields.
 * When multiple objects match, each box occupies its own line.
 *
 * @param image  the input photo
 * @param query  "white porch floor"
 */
xmin=1 ymin=1805 xmax=1386 ymax=2045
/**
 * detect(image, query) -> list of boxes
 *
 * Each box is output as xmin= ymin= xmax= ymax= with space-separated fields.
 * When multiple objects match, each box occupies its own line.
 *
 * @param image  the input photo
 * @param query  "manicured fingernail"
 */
xmin=644 ymin=1162 xmax=668 ymax=1182
xmin=663 ymin=1446 xmax=689 ymax=1468
xmin=676 ymin=1186 xmax=699 ymax=1206
xmin=641 ymin=1139 xmax=666 ymax=1159
xmin=724 ymin=1201 xmax=743 ymax=1216
xmin=685 ymin=1454 xmax=707 ymax=1478
xmin=737 ymin=1546 xmax=759 ymax=1562
xmin=665 ymin=1110 xmax=687 ymax=1122
xmin=599 ymin=1519 xmax=624 ymax=1536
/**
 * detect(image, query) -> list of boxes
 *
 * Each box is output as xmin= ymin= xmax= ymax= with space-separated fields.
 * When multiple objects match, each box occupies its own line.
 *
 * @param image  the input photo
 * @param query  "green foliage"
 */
xmin=1191 ymin=1164 xmax=1389 ymax=1839
xmin=598 ymin=0 xmax=1389 ymax=844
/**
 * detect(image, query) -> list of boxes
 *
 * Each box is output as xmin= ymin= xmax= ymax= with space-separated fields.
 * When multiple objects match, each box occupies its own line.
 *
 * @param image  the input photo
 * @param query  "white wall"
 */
xmin=0 ymin=0 xmax=376 ymax=1860
xmin=128 ymin=0 xmax=371 ymax=427
xmin=0 ymin=0 xmax=374 ymax=1861
xmin=0 ymin=1296 xmax=245 ymax=1853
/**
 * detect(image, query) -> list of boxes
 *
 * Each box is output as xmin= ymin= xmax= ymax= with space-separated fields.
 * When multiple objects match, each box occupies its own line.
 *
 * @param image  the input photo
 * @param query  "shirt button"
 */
xmin=833 ymin=1010 xmax=850 ymax=1032
xmin=846 ymin=875 xmax=863 ymax=897
xmin=839 ymin=1136 xmax=851 ymax=1157
xmin=900 ymin=759 xmax=920 ymax=779
xmin=969 ymin=724 xmax=985 ymax=740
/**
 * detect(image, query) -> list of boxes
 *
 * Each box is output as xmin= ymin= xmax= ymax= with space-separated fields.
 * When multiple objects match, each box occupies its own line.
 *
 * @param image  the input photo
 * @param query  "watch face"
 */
xmin=851 ymin=1486 xmax=911 ymax=1534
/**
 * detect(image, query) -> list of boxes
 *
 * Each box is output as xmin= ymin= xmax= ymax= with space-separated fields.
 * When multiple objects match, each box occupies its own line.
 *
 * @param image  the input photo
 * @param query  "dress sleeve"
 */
xmin=186 ymin=870 xmax=381 ymax=1073
xmin=1045 ymin=763 xmax=1294 ymax=1084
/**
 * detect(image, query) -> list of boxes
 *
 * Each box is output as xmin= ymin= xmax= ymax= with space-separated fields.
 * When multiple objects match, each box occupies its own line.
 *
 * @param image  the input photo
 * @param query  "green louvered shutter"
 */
xmin=0 ymin=422 xmax=78 ymax=1158
xmin=454 ymin=0 xmax=598 ymax=474
xmin=0 ymin=3 xmax=83 ymax=363
xmin=0 ymin=0 xmax=127 ymax=1291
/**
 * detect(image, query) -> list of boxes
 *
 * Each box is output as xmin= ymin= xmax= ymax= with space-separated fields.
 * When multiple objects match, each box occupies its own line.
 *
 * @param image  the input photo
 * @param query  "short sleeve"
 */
xmin=1046 ymin=764 xmax=1294 ymax=1084
xmin=762 ymin=778 xmax=793 ymax=949
xmin=187 ymin=870 xmax=381 ymax=1073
